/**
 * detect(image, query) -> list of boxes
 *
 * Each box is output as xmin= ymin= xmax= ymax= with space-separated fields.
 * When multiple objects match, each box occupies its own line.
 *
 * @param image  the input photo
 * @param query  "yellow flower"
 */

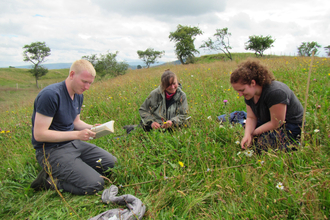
xmin=178 ymin=161 xmax=184 ymax=167
xmin=96 ymin=158 xmax=102 ymax=163
xmin=6 ymin=131 xmax=10 ymax=133
xmin=0 ymin=131 xmax=5 ymax=134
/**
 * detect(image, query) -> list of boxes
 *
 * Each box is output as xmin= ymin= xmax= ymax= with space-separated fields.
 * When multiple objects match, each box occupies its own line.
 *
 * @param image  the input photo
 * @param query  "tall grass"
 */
xmin=0 ymin=56 xmax=329 ymax=219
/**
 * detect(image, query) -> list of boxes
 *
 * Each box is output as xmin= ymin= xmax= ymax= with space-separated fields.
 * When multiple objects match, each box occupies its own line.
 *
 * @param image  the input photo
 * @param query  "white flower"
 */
xmin=258 ymin=160 xmax=265 ymax=165
xmin=96 ymin=158 xmax=102 ymax=163
xmin=191 ymin=75 xmax=194 ymax=77
xmin=276 ymin=182 xmax=284 ymax=190
xmin=82 ymin=105 xmax=85 ymax=108
xmin=207 ymin=168 xmax=210 ymax=172
xmin=235 ymin=141 xmax=240 ymax=145
xmin=237 ymin=151 xmax=241 ymax=156
xmin=314 ymin=129 xmax=320 ymax=133
xmin=207 ymin=116 xmax=212 ymax=120
xmin=219 ymin=125 xmax=225 ymax=129
xmin=244 ymin=150 xmax=254 ymax=157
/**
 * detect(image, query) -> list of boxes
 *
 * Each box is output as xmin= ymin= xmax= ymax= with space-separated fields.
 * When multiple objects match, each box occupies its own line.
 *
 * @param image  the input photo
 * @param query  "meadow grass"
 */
xmin=0 ymin=55 xmax=329 ymax=219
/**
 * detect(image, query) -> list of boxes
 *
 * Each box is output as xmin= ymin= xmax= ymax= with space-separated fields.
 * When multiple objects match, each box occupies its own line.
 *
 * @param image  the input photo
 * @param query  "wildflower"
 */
xmin=207 ymin=168 xmax=210 ymax=172
xmin=82 ymin=105 xmax=85 ymax=108
xmin=6 ymin=131 xmax=10 ymax=133
xmin=237 ymin=151 xmax=241 ymax=156
xmin=164 ymin=176 xmax=168 ymax=180
xmin=178 ymin=161 xmax=184 ymax=167
xmin=223 ymin=100 xmax=228 ymax=105
xmin=96 ymin=158 xmax=102 ymax=163
xmin=244 ymin=150 xmax=254 ymax=157
xmin=276 ymin=182 xmax=284 ymax=190
xmin=258 ymin=160 xmax=265 ymax=165
xmin=314 ymin=129 xmax=320 ymax=133
xmin=219 ymin=125 xmax=224 ymax=129
xmin=207 ymin=116 xmax=212 ymax=120
xmin=235 ymin=141 xmax=240 ymax=145
xmin=191 ymin=75 xmax=194 ymax=77
xmin=317 ymin=105 xmax=321 ymax=109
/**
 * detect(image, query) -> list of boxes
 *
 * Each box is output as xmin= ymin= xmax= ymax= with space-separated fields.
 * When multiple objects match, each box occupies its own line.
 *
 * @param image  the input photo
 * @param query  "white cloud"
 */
xmin=0 ymin=0 xmax=329 ymax=67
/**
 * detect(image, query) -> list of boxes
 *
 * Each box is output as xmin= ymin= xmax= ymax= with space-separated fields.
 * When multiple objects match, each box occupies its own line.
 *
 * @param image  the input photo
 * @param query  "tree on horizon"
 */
xmin=23 ymin=41 xmax=51 ymax=88
xmin=169 ymin=24 xmax=203 ymax=64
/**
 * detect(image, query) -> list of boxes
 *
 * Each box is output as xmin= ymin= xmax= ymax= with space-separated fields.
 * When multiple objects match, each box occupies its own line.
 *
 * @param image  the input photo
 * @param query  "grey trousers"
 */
xmin=36 ymin=140 xmax=117 ymax=195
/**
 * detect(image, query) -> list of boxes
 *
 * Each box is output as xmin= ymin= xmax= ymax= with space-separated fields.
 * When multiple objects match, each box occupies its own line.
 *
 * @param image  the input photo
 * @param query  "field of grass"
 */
xmin=0 ymin=55 xmax=329 ymax=219
xmin=0 ymin=68 xmax=68 ymax=111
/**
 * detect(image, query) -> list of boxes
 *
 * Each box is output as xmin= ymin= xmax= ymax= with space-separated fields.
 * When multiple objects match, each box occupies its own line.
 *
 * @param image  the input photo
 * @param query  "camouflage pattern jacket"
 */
xmin=139 ymin=85 xmax=188 ymax=127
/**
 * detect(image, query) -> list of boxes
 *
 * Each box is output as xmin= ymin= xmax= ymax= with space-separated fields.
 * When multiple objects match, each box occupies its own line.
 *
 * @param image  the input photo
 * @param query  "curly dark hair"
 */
xmin=230 ymin=59 xmax=275 ymax=86
xmin=160 ymin=69 xmax=177 ymax=92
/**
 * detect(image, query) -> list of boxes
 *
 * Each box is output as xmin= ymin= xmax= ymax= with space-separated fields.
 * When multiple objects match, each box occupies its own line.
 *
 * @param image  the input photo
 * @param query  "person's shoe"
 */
xmin=46 ymin=177 xmax=59 ymax=190
xmin=30 ymin=168 xmax=50 ymax=190
xmin=123 ymin=125 xmax=138 ymax=134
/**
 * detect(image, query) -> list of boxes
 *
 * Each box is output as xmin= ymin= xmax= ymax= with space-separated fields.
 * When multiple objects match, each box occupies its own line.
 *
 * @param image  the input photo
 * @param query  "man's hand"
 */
xmin=78 ymin=129 xmax=96 ymax=141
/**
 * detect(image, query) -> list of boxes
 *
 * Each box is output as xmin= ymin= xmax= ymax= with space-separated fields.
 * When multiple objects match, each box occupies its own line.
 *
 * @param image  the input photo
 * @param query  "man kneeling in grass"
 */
xmin=30 ymin=59 xmax=117 ymax=195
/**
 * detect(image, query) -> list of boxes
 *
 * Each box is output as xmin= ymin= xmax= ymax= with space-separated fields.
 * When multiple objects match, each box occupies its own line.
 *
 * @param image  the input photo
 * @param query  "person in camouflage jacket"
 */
xmin=139 ymin=69 xmax=188 ymax=131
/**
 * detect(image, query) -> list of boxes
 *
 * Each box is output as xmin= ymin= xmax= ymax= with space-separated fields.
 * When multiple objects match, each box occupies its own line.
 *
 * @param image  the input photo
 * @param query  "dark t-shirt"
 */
xmin=31 ymin=81 xmax=83 ymax=150
xmin=245 ymin=81 xmax=303 ymax=125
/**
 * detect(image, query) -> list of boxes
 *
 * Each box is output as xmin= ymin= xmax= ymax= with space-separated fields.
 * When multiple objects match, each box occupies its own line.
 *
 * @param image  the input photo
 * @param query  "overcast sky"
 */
xmin=1 ymin=0 xmax=329 ymax=67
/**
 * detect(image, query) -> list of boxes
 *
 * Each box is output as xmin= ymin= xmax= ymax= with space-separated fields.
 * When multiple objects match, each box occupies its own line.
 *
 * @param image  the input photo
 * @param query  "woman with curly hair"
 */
xmin=230 ymin=59 xmax=303 ymax=152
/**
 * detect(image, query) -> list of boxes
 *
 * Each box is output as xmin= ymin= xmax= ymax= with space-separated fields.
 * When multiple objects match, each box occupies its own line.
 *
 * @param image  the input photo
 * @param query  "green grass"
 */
xmin=0 ymin=68 xmax=69 ymax=111
xmin=0 ymin=55 xmax=330 ymax=219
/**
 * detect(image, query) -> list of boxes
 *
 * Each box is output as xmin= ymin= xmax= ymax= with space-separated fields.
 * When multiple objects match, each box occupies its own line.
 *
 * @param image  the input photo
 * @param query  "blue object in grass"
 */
xmin=217 ymin=111 xmax=247 ymax=126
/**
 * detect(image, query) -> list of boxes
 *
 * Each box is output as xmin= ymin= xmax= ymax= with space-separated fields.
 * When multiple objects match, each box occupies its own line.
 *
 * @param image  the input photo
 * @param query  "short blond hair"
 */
xmin=70 ymin=59 xmax=96 ymax=77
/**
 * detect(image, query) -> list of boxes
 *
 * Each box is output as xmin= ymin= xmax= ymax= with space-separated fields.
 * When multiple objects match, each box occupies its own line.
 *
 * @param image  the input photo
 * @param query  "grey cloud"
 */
xmin=229 ymin=13 xmax=252 ymax=30
xmin=93 ymin=0 xmax=227 ymax=17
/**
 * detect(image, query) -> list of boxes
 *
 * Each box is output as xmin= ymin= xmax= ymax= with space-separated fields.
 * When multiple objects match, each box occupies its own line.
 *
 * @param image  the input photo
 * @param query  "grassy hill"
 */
xmin=0 ymin=68 xmax=68 ymax=110
xmin=0 ymin=55 xmax=329 ymax=219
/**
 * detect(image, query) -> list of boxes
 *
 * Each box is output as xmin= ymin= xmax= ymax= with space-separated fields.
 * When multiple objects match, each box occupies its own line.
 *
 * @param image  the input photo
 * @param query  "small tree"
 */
xmin=297 ymin=42 xmax=321 ymax=56
xmin=23 ymin=41 xmax=51 ymax=88
xmin=325 ymin=45 xmax=330 ymax=57
xmin=169 ymin=24 xmax=203 ymax=64
xmin=137 ymin=65 xmax=142 ymax=69
xmin=82 ymin=51 xmax=129 ymax=78
xmin=200 ymin=27 xmax=232 ymax=60
xmin=245 ymin=35 xmax=275 ymax=57
xmin=29 ymin=66 xmax=48 ymax=88
xmin=137 ymin=48 xmax=165 ymax=68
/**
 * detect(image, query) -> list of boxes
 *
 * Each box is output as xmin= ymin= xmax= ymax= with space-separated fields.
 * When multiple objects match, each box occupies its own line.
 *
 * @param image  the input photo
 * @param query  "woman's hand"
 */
xmin=241 ymin=134 xmax=253 ymax=149
xmin=151 ymin=122 xmax=161 ymax=129
xmin=161 ymin=120 xmax=173 ymax=129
